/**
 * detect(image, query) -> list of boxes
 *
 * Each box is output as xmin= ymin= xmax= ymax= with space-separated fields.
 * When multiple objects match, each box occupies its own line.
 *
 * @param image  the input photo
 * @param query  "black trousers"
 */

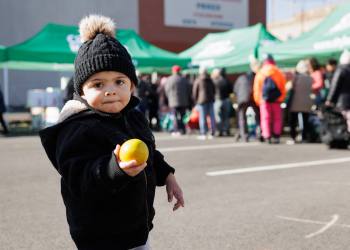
xmin=172 ymin=107 xmax=187 ymax=134
xmin=289 ymin=112 xmax=310 ymax=141
xmin=237 ymin=102 xmax=249 ymax=140
xmin=0 ymin=113 xmax=8 ymax=134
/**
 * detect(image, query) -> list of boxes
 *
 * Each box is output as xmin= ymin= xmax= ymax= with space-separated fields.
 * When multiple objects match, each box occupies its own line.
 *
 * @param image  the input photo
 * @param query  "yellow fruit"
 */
xmin=119 ymin=139 xmax=149 ymax=165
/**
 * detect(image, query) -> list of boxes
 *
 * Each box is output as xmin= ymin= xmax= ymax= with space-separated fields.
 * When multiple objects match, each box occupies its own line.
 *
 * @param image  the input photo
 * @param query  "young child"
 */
xmin=39 ymin=15 xmax=184 ymax=250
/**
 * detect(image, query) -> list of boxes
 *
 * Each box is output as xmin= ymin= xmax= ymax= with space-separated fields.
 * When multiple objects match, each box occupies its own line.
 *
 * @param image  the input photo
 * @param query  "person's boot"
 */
xmin=273 ymin=135 xmax=280 ymax=144
xmin=2 ymin=126 xmax=9 ymax=135
xmin=234 ymin=133 xmax=240 ymax=142
xmin=267 ymin=137 xmax=272 ymax=144
xmin=259 ymin=136 xmax=265 ymax=142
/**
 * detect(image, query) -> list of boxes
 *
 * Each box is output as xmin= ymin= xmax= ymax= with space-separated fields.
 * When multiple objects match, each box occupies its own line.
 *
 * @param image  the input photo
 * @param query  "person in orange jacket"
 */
xmin=253 ymin=54 xmax=286 ymax=144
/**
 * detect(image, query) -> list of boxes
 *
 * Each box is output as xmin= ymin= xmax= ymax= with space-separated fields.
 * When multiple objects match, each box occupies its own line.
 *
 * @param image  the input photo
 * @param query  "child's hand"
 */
xmin=165 ymin=173 xmax=184 ymax=211
xmin=114 ymin=145 xmax=147 ymax=177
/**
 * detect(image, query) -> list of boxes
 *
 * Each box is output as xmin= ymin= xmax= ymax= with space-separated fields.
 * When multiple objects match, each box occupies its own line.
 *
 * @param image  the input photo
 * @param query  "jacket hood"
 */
xmin=58 ymin=99 xmax=88 ymax=123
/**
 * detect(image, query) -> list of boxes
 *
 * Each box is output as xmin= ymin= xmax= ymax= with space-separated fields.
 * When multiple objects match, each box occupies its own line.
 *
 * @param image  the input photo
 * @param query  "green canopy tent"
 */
xmin=0 ymin=45 xmax=9 ymax=105
xmin=118 ymin=30 xmax=190 ymax=73
xmin=0 ymin=45 xmax=7 ymax=63
xmin=5 ymin=23 xmax=190 ymax=72
xmin=2 ymin=23 xmax=190 ymax=106
xmin=260 ymin=3 xmax=350 ymax=68
xmin=179 ymin=23 xmax=278 ymax=74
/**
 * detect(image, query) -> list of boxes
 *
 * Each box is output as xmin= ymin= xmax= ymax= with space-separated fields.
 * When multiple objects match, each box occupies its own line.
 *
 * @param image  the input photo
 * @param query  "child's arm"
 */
xmin=153 ymin=150 xmax=184 ymax=211
xmin=165 ymin=173 xmax=184 ymax=211
xmin=127 ymin=109 xmax=184 ymax=210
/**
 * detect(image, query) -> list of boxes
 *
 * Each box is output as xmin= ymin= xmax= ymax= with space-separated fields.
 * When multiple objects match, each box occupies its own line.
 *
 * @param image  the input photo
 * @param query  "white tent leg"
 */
xmin=3 ymin=66 xmax=9 ymax=107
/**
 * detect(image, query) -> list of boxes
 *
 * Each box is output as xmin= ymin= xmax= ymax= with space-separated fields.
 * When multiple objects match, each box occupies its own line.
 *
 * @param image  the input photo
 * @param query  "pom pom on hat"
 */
xmin=79 ymin=15 xmax=115 ymax=43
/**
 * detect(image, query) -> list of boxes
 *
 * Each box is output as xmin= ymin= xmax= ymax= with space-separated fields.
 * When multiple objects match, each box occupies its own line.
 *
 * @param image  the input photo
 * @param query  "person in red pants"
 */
xmin=253 ymin=55 xmax=286 ymax=144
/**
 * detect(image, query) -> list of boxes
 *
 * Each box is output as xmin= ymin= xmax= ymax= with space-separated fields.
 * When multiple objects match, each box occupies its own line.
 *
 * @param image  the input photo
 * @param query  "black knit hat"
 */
xmin=74 ymin=15 xmax=138 ymax=94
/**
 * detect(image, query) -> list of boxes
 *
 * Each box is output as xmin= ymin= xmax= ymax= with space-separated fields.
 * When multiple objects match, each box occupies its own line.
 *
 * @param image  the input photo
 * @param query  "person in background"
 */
xmin=148 ymin=72 xmax=160 ymax=131
xmin=158 ymin=76 xmax=169 ymax=112
xmin=63 ymin=77 xmax=75 ymax=103
xmin=233 ymin=57 xmax=261 ymax=142
xmin=157 ymin=76 xmax=170 ymax=131
xmin=287 ymin=60 xmax=313 ymax=144
xmin=306 ymin=57 xmax=324 ymax=108
xmin=0 ymin=88 xmax=8 ymax=135
xmin=212 ymin=68 xmax=232 ymax=136
xmin=323 ymin=58 xmax=338 ymax=103
xmin=165 ymin=65 xmax=192 ymax=135
xmin=326 ymin=50 xmax=350 ymax=132
xmin=192 ymin=66 xmax=216 ymax=140
xmin=135 ymin=73 xmax=152 ymax=116
xmin=253 ymin=54 xmax=286 ymax=144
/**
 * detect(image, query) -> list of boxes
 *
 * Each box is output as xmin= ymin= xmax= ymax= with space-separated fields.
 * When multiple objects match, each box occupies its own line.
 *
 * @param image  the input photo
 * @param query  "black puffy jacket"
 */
xmin=39 ymin=96 xmax=174 ymax=250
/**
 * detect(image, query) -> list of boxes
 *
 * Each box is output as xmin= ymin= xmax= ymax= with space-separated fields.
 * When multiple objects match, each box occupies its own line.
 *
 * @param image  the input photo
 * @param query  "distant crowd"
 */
xmin=3 ymin=50 xmax=347 ymax=142
xmin=129 ymin=50 xmax=350 ymax=144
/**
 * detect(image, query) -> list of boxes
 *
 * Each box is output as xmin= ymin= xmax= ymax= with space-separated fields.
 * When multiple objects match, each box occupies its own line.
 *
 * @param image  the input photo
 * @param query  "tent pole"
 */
xmin=3 ymin=66 xmax=9 ymax=107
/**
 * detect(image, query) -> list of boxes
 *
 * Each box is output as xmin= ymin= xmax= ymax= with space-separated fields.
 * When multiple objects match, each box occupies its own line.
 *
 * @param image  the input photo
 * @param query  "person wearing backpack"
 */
xmin=253 ymin=55 xmax=286 ymax=144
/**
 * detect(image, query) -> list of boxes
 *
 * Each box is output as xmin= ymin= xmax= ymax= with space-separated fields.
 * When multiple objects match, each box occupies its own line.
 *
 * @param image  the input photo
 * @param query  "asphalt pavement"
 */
xmin=1 ymin=133 xmax=350 ymax=250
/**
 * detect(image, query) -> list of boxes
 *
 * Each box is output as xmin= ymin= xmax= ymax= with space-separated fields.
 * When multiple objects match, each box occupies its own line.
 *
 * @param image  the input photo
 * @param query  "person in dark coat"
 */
xmin=288 ymin=60 xmax=313 ymax=143
xmin=165 ymin=65 xmax=192 ymax=135
xmin=0 ymin=88 xmax=8 ymax=134
xmin=192 ymin=67 xmax=216 ymax=139
xmin=212 ymin=68 xmax=232 ymax=136
xmin=233 ymin=58 xmax=260 ymax=142
xmin=148 ymin=73 xmax=160 ymax=131
xmin=39 ymin=15 xmax=184 ymax=250
xmin=326 ymin=50 xmax=350 ymax=132
xmin=134 ymin=74 xmax=152 ymax=116
xmin=322 ymin=58 xmax=338 ymax=102
xmin=63 ymin=77 xmax=75 ymax=103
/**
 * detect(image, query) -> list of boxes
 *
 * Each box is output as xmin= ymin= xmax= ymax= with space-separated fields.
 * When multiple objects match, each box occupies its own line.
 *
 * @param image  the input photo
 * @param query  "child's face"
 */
xmin=81 ymin=71 xmax=134 ymax=113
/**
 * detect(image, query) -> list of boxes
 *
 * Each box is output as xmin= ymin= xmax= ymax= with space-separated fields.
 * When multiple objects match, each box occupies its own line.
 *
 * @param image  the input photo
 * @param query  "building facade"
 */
xmin=0 ymin=0 xmax=265 ymax=107
xmin=139 ymin=0 xmax=266 ymax=52
xmin=268 ymin=5 xmax=335 ymax=41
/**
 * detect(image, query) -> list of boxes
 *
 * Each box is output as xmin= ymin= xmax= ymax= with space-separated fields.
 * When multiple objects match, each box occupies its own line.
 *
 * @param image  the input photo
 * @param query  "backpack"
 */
xmin=262 ymin=76 xmax=281 ymax=102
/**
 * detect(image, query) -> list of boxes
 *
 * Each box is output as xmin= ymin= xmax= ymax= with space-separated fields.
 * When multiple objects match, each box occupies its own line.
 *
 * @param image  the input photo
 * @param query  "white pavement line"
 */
xmin=206 ymin=157 xmax=350 ymax=176
xmin=277 ymin=215 xmax=350 ymax=229
xmin=277 ymin=215 xmax=350 ymax=239
xmin=158 ymin=142 xmax=260 ymax=153
xmin=276 ymin=215 xmax=326 ymax=225
xmin=305 ymin=214 xmax=339 ymax=239
xmin=156 ymin=136 xmax=191 ymax=141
